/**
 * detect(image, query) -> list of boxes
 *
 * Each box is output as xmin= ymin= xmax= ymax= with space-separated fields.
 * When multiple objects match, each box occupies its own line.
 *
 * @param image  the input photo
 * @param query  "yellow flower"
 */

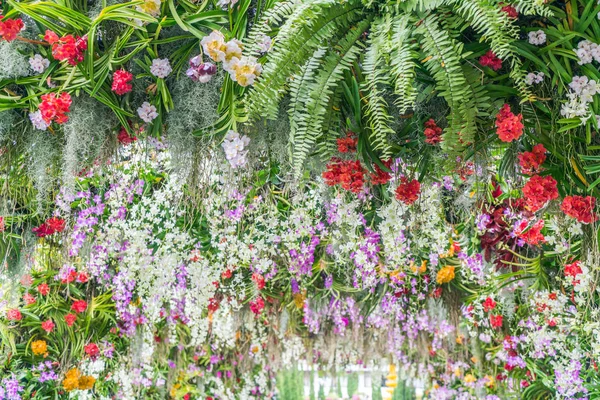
xmin=229 ymin=56 xmax=262 ymax=87
xmin=78 ymin=375 xmax=96 ymax=390
xmin=410 ymin=260 xmax=427 ymax=274
xmin=436 ymin=265 xmax=455 ymax=284
xmin=201 ymin=31 xmax=227 ymax=62
xmin=63 ymin=368 xmax=81 ymax=392
xmin=31 ymin=340 xmax=48 ymax=356
xmin=484 ymin=375 xmax=495 ymax=388
xmin=464 ymin=374 xmax=476 ymax=384
xmin=453 ymin=368 xmax=462 ymax=377
xmin=456 ymin=335 xmax=464 ymax=345
xmin=137 ymin=0 xmax=161 ymax=16
xmin=293 ymin=292 xmax=306 ymax=309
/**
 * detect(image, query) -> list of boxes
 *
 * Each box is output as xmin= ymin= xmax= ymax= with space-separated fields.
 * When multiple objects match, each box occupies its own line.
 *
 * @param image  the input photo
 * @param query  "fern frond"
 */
xmin=512 ymin=0 xmax=553 ymax=17
xmin=389 ymin=14 xmax=418 ymax=113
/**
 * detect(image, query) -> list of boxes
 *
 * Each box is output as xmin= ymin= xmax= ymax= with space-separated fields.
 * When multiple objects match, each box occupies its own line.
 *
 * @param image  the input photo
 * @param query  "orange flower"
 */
xmin=31 ymin=340 xmax=48 ymax=356
xmin=63 ymin=368 xmax=81 ymax=391
xmin=436 ymin=266 xmax=455 ymax=284
xmin=78 ymin=375 xmax=96 ymax=390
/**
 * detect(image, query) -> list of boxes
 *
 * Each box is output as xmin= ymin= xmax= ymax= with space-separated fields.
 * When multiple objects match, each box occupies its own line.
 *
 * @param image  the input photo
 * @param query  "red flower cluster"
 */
xmin=370 ymin=160 xmax=392 ymax=185
xmin=423 ymin=118 xmax=443 ymax=145
xmin=0 ymin=16 xmax=24 ymax=42
xmin=251 ymin=273 xmax=265 ymax=290
xmin=501 ymin=4 xmax=519 ymax=19
xmin=564 ymin=261 xmax=582 ymax=278
xmin=561 ymin=195 xmax=597 ymax=224
xmin=322 ymin=158 xmax=365 ymax=193
xmin=0 ymin=216 xmax=4 ymax=232
xmin=39 ymin=93 xmax=72 ymax=125
xmin=337 ymin=132 xmax=357 ymax=153
xmin=84 ymin=342 xmax=99 ymax=357
xmin=515 ymin=219 xmax=545 ymax=246
xmin=117 ymin=127 xmax=137 ymax=145
xmin=41 ymin=319 xmax=55 ymax=333
xmin=71 ymin=300 xmax=87 ymax=313
xmin=64 ymin=313 xmax=77 ymax=327
xmin=482 ymin=297 xmax=496 ymax=312
xmin=518 ymin=144 xmax=546 ymax=175
xmin=37 ymin=283 xmax=50 ymax=296
xmin=44 ymin=30 xmax=87 ymax=65
xmin=6 ymin=309 xmax=22 ymax=321
xmin=479 ymin=50 xmax=502 ymax=71
xmin=395 ymin=177 xmax=421 ymax=205
xmin=249 ymin=296 xmax=265 ymax=315
xmin=522 ymin=175 xmax=558 ymax=212
xmin=32 ymin=217 xmax=66 ymax=237
xmin=490 ymin=314 xmax=503 ymax=328
xmin=112 ymin=69 xmax=134 ymax=95
xmin=495 ymin=104 xmax=524 ymax=142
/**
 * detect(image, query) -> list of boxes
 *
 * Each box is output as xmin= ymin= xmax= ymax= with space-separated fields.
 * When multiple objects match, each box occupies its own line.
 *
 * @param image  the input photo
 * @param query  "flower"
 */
xmin=227 ymin=55 xmax=262 ymax=87
xmin=490 ymin=314 xmax=503 ymax=328
xmin=186 ymin=56 xmax=217 ymax=83
xmin=501 ymin=4 xmax=518 ymax=19
xmin=522 ymin=175 xmax=558 ymax=212
xmin=565 ymin=261 xmax=583 ymax=278
xmin=41 ymin=319 xmax=55 ymax=333
xmin=249 ymin=296 xmax=265 ymax=315
xmin=495 ymin=104 xmax=523 ymax=142
xmin=515 ymin=219 xmax=545 ymax=246
xmin=32 ymin=217 xmax=66 ymax=237
xmin=62 ymin=368 xmax=81 ymax=391
xmin=71 ymin=300 xmax=87 ymax=313
xmin=518 ymin=144 xmax=546 ymax=175
xmin=0 ymin=17 xmax=24 ymax=41
xmin=111 ymin=69 xmax=133 ymax=95
xmin=561 ymin=195 xmax=597 ymax=224
xmin=39 ymin=92 xmax=72 ymax=125
xmin=201 ymin=30 xmax=227 ymax=62
xmin=337 ymin=132 xmax=357 ymax=153
xmin=77 ymin=272 xmax=89 ymax=283
xmin=78 ymin=375 xmax=96 ymax=390
xmin=436 ymin=265 xmax=455 ymax=284
xmin=150 ymin=58 xmax=172 ymax=79
xmin=482 ymin=297 xmax=496 ymax=312
xmin=525 ymin=71 xmax=544 ymax=85
xmin=6 ymin=309 xmax=22 ymax=321
xmin=29 ymin=110 xmax=50 ymax=131
xmin=251 ymin=273 xmax=265 ymax=290
xmin=323 ymin=158 xmax=365 ymax=193
xmin=136 ymin=0 xmax=161 ymax=16
xmin=479 ymin=50 xmax=502 ymax=71
xmin=395 ymin=177 xmax=421 ymax=205
xmin=370 ymin=160 xmax=392 ymax=185
xmin=64 ymin=313 xmax=77 ymax=327
xmin=137 ymin=102 xmax=158 ymax=123
xmin=0 ymin=216 xmax=4 ymax=232
xmin=84 ymin=342 xmax=99 ymax=357
xmin=424 ymin=118 xmax=443 ymax=145
xmin=31 ymin=340 xmax=48 ymax=356
xmin=29 ymin=54 xmax=50 ymax=74
xmin=23 ymin=293 xmax=36 ymax=305
xmin=44 ymin=30 xmax=87 ymax=65
xmin=528 ymin=30 xmax=546 ymax=46
xmin=221 ymin=129 xmax=250 ymax=168
xmin=118 ymin=127 xmax=137 ymax=145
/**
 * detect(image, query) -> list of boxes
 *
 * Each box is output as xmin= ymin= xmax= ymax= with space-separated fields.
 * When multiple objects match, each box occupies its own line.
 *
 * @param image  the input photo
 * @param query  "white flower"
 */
xmin=221 ymin=129 xmax=250 ymax=168
xmin=575 ymin=40 xmax=600 ymax=65
xmin=150 ymin=58 xmax=172 ymax=79
xmin=29 ymin=54 xmax=50 ymax=74
xmin=227 ymin=55 xmax=262 ymax=87
xmin=29 ymin=110 xmax=49 ymax=131
xmin=528 ymin=30 xmax=546 ymax=46
xmin=525 ymin=72 xmax=544 ymax=85
xmin=137 ymin=102 xmax=158 ymax=123
xmin=201 ymin=31 xmax=227 ymax=63
xmin=217 ymin=0 xmax=239 ymax=8
xmin=256 ymin=34 xmax=272 ymax=53
xmin=222 ymin=39 xmax=244 ymax=72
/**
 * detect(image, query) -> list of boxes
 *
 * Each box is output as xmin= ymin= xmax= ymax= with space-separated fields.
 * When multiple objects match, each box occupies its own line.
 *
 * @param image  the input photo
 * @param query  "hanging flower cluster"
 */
xmin=222 ymin=129 xmax=250 ymax=168
xmin=479 ymin=50 xmax=502 ymax=71
xmin=32 ymin=217 xmax=66 ymax=237
xmin=37 ymin=92 xmax=72 ymax=126
xmin=201 ymin=30 xmax=262 ymax=87
xmin=561 ymin=195 xmax=597 ymax=224
xmin=0 ymin=16 xmax=24 ymax=41
xmin=518 ymin=144 xmax=546 ymax=175
xmin=522 ymin=175 xmax=558 ymax=212
xmin=186 ymin=55 xmax=217 ymax=83
xmin=395 ymin=177 xmax=421 ymax=205
xmin=111 ymin=69 xmax=134 ymax=95
xmin=44 ymin=30 xmax=87 ymax=65
xmin=337 ymin=132 xmax=357 ymax=153
xmin=495 ymin=104 xmax=524 ymax=142
xmin=423 ymin=118 xmax=443 ymax=145
xmin=322 ymin=158 xmax=365 ymax=193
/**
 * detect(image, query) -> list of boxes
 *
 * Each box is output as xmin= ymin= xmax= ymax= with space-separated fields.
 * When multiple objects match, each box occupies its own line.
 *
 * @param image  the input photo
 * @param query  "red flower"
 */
xmin=561 ymin=195 xmax=597 ymax=224
xmin=183 ymin=394 xmax=191 ymax=400
xmin=0 ymin=216 xmax=4 ymax=232
xmin=518 ymin=144 xmax=546 ymax=175
xmin=32 ymin=217 xmax=66 ymax=237
xmin=32 ymin=223 xmax=54 ymax=237
xmin=64 ymin=313 xmax=77 ymax=327
xmin=37 ymin=283 xmax=50 ymax=296
xmin=337 ymin=132 xmax=357 ymax=153
xmin=322 ymin=158 xmax=365 ymax=193
xmin=208 ymin=297 xmax=219 ymax=313
xmin=117 ymin=127 xmax=137 ymax=145
xmin=23 ymin=293 xmax=36 ymax=305
xmin=221 ymin=269 xmax=233 ymax=279
xmin=495 ymin=104 xmax=524 ymax=142
xmin=490 ymin=314 xmax=503 ymax=328
xmin=370 ymin=160 xmax=392 ymax=185
xmin=39 ymin=93 xmax=72 ymax=125
xmin=112 ymin=69 xmax=134 ymax=95
xmin=76 ymin=272 xmax=89 ymax=284
xmin=515 ymin=219 xmax=545 ymax=246
xmin=84 ymin=342 xmax=99 ymax=357
xmin=0 ymin=17 xmax=24 ymax=42
xmin=482 ymin=297 xmax=497 ymax=312
xmin=249 ymin=296 xmax=265 ymax=315
xmin=479 ymin=50 xmax=502 ymax=71
xmin=71 ymin=300 xmax=87 ymax=313
xmin=44 ymin=30 xmax=87 ymax=65
xmin=423 ymin=119 xmax=443 ymax=145
xmin=251 ymin=273 xmax=265 ymax=290
xmin=6 ymin=309 xmax=22 ymax=321
xmin=564 ymin=261 xmax=582 ymax=278
xmin=501 ymin=5 xmax=519 ymax=19
xmin=41 ymin=319 xmax=55 ymax=333
xmin=522 ymin=175 xmax=558 ymax=212
xmin=395 ymin=177 xmax=421 ymax=205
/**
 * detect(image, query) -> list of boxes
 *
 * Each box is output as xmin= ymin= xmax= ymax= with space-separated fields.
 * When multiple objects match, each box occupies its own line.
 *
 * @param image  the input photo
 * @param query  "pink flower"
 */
xmin=37 ymin=283 xmax=50 ymax=296
xmin=111 ymin=69 xmax=134 ymax=95
xmin=249 ymin=297 xmax=265 ymax=315
xmin=71 ymin=300 xmax=87 ymax=313
xmin=41 ymin=319 xmax=55 ymax=333
xmin=23 ymin=293 xmax=36 ymax=305
xmin=64 ymin=313 xmax=77 ymax=327
xmin=6 ymin=309 xmax=22 ymax=321
xmin=84 ymin=342 xmax=99 ymax=357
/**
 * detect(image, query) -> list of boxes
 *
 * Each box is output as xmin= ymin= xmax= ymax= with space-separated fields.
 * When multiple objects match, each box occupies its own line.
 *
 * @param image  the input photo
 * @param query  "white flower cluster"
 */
xmin=29 ymin=110 xmax=49 ymax=131
xmin=575 ymin=40 xmax=600 ymax=65
xmin=221 ymin=129 xmax=250 ymax=168
xmin=149 ymin=58 xmax=172 ymax=79
xmin=29 ymin=54 xmax=49 ymax=74
xmin=201 ymin=30 xmax=262 ymax=87
xmin=560 ymin=75 xmax=599 ymax=122
xmin=137 ymin=101 xmax=158 ymax=123
xmin=528 ymin=30 xmax=546 ymax=46
xmin=217 ymin=0 xmax=238 ymax=8
xmin=525 ymin=71 xmax=544 ymax=85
